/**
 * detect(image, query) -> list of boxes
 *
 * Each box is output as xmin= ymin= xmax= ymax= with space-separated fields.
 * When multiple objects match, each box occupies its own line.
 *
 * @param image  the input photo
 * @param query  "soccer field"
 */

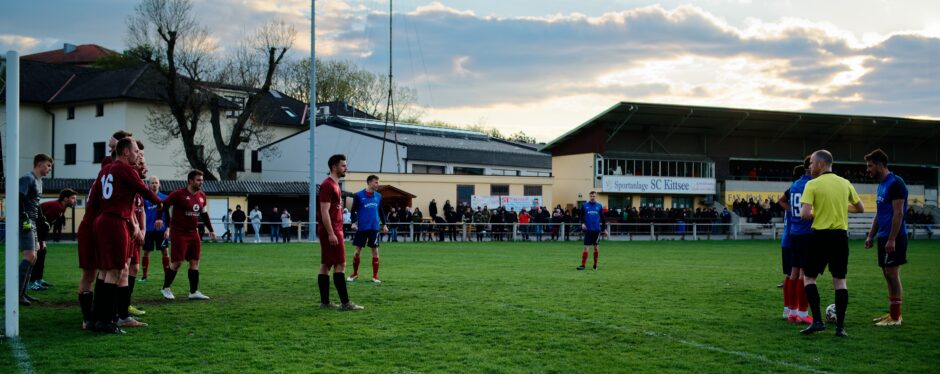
xmin=2 ymin=240 xmax=938 ymax=373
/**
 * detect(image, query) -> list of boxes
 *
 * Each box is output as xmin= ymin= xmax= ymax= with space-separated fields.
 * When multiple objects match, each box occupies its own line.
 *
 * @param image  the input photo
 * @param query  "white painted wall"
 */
xmin=4 ymin=100 xmax=302 ymax=181
xmin=260 ymin=125 xmax=408 ymax=181
xmin=0 ymin=103 xmax=53 ymax=175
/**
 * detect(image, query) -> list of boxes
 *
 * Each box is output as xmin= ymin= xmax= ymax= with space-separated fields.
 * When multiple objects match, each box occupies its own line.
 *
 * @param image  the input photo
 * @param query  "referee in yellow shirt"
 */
xmin=799 ymin=150 xmax=864 ymax=337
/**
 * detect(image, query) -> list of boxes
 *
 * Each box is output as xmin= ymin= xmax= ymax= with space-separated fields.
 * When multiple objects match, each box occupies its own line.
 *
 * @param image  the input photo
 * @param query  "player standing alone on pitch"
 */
xmin=863 ymin=149 xmax=908 ymax=327
xmin=578 ymin=191 xmax=607 ymax=271
xmin=347 ymin=175 xmax=389 ymax=283
xmin=160 ymin=170 xmax=216 ymax=301
xmin=799 ymin=150 xmax=863 ymax=337
xmin=317 ymin=154 xmax=363 ymax=310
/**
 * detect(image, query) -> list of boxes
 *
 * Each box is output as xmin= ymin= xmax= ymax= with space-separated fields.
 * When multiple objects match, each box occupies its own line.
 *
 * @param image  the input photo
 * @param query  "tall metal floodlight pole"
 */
xmin=309 ymin=0 xmax=317 ymax=241
xmin=5 ymin=50 xmax=21 ymax=337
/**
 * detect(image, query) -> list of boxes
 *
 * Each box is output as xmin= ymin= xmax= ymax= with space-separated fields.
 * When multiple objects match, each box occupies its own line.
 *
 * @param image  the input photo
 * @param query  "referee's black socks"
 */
xmin=835 ymin=289 xmax=848 ymax=328
xmin=333 ymin=272 xmax=350 ymax=305
xmin=804 ymin=284 xmax=822 ymax=323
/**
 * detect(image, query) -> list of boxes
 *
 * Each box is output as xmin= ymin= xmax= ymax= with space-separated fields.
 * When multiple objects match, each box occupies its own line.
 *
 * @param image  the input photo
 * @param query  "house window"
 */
xmin=235 ymin=149 xmax=245 ymax=172
xmin=251 ymin=150 xmax=262 ymax=172
xmin=413 ymin=164 xmax=444 ymax=174
xmin=457 ymin=185 xmax=475 ymax=206
xmin=608 ymin=195 xmax=632 ymax=211
xmin=225 ymin=96 xmax=245 ymax=118
xmin=95 ymin=103 xmax=104 ymax=117
xmin=672 ymin=196 xmax=693 ymax=209
xmin=64 ymin=144 xmax=76 ymax=165
xmin=640 ymin=196 xmax=664 ymax=208
xmin=453 ymin=167 xmax=484 ymax=175
xmin=92 ymin=142 xmax=106 ymax=163
xmin=523 ymin=185 xmax=542 ymax=196
xmin=490 ymin=184 xmax=509 ymax=196
xmin=67 ymin=106 xmax=75 ymax=120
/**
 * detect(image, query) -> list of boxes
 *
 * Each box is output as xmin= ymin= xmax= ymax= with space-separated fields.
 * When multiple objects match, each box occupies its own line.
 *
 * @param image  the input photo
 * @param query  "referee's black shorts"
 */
xmin=805 ymin=229 xmax=849 ymax=279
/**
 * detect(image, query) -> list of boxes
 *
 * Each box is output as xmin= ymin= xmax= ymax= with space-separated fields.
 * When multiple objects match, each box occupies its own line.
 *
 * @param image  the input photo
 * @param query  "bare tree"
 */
xmin=128 ymin=0 xmax=293 ymax=180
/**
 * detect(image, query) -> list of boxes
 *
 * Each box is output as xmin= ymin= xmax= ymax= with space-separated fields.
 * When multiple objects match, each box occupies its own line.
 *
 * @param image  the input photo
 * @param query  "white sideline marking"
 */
xmin=500 ymin=303 xmax=830 ymax=374
xmin=9 ymin=337 xmax=36 ymax=374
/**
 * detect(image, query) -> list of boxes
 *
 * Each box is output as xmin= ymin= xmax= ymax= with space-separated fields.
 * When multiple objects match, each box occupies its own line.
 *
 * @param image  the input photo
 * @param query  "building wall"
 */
xmin=0 ymin=103 xmax=53 ymax=175
xmin=551 ymin=153 xmax=601 ymax=207
xmin=260 ymin=126 xmax=408 ymax=181
xmin=343 ymin=172 xmax=553 ymax=213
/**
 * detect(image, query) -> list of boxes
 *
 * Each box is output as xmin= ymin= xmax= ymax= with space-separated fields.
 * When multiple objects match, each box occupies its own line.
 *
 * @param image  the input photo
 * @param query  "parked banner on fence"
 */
xmin=601 ymin=176 xmax=716 ymax=195
xmin=471 ymin=195 xmax=543 ymax=211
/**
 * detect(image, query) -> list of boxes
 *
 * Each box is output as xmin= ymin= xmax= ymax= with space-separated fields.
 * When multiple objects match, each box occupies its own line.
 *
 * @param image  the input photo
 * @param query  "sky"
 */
xmin=2 ymin=0 xmax=939 ymax=142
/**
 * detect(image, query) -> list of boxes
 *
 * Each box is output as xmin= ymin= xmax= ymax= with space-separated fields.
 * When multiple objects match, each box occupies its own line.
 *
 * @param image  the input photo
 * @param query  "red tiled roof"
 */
xmin=22 ymin=44 xmax=119 ymax=65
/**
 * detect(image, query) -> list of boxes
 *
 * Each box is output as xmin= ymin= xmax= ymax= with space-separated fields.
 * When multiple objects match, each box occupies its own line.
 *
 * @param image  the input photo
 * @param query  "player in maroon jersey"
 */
xmin=88 ymin=138 xmax=162 ymax=334
xmin=31 ymin=188 xmax=78 ymax=290
xmin=159 ymin=170 xmax=215 ymax=301
xmin=116 ymin=141 xmax=151 ymax=327
xmin=317 ymin=154 xmax=363 ymax=310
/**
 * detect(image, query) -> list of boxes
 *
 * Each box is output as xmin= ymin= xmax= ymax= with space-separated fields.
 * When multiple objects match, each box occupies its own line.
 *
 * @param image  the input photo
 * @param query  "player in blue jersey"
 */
xmin=578 ymin=191 xmax=607 ymax=271
xmin=141 ymin=175 xmax=169 ymax=283
xmin=864 ymin=149 xmax=908 ymax=326
xmin=347 ymin=175 xmax=389 ymax=283
xmin=778 ymin=159 xmax=814 ymax=324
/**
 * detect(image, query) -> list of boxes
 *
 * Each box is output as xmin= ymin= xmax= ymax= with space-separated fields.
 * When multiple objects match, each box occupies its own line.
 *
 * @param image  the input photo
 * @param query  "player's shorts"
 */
xmin=143 ymin=231 xmax=169 ymax=252
xmin=805 ymin=229 xmax=849 ymax=279
xmin=583 ymin=230 xmax=601 ymax=246
xmin=94 ymin=214 xmax=131 ymax=270
xmin=170 ymin=231 xmax=201 ymax=263
xmin=77 ymin=218 xmax=96 ymax=269
xmin=877 ymin=235 xmax=908 ymax=268
xmin=788 ymin=233 xmax=812 ymax=270
xmin=319 ymin=228 xmax=346 ymax=266
xmin=781 ymin=245 xmax=792 ymax=276
xmin=353 ymin=230 xmax=381 ymax=248
xmin=19 ymin=221 xmax=37 ymax=251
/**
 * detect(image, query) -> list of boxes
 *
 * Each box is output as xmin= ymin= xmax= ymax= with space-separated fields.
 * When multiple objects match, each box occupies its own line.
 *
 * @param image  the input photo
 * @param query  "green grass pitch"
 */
xmin=2 ymin=239 xmax=938 ymax=373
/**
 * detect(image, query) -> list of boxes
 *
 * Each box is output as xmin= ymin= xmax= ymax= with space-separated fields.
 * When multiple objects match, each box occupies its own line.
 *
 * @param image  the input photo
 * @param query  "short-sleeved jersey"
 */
xmin=93 ymin=161 xmax=160 ymax=219
xmin=786 ymin=175 xmax=814 ymax=236
xmin=19 ymin=172 xmax=43 ymax=221
xmin=145 ymin=191 xmax=169 ymax=232
xmin=40 ymin=200 xmax=67 ymax=222
xmin=581 ymin=201 xmax=605 ymax=231
xmin=164 ymin=188 xmax=207 ymax=233
xmin=876 ymin=172 xmax=908 ymax=238
xmin=352 ymin=189 xmax=383 ymax=231
xmin=801 ymin=172 xmax=860 ymax=231
xmin=316 ymin=177 xmax=343 ymax=231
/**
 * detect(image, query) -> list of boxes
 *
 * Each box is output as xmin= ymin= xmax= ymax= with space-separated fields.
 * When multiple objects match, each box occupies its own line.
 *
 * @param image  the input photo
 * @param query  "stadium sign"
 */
xmin=601 ymin=176 xmax=716 ymax=195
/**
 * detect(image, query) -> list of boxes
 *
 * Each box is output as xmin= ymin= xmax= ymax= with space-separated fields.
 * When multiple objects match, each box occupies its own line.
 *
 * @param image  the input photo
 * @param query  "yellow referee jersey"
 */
xmin=801 ymin=172 xmax=861 ymax=230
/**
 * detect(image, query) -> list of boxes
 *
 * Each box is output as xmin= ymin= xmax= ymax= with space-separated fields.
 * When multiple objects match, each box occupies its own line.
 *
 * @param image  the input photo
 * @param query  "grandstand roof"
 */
xmin=542 ymin=102 xmax=940 ymax=158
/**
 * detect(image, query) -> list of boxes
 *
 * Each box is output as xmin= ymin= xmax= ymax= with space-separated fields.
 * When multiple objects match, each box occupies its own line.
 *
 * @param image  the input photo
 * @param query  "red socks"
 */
xmin=372 ymin=257 xmax=380 ymax=279
xmin=142 ymin=257 xmax=150 ymax=278
xmin=593 ymin=249 xmax=598 ymax=267
xmin=352 ymin=254 xmax=361 ymax=277
xmin=797 ymin=278 xmax=808 ymax=312
xmin=581 ymin=251 xmax=588 ymax=267
xmin=890 ymin=297 xmax=902 ymax=320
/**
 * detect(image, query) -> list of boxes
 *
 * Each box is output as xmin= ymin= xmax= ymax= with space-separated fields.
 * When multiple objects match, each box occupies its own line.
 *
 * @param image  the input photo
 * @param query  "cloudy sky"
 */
xmin=2 ymin=0 xmax=938 ymax=141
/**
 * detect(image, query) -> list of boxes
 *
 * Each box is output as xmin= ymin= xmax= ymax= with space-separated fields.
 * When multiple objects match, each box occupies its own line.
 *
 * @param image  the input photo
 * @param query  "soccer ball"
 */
xmin=825 ymin=304 xmax=837 ymax=322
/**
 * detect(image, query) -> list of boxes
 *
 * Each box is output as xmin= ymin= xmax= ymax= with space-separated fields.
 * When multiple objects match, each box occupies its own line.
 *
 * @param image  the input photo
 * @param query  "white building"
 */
xmin=1 ymin=58 xmax=306 ymax=181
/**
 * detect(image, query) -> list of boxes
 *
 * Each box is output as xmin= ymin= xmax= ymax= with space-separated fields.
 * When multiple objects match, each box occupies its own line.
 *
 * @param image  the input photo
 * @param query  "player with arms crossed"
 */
xmin=864 ymin=149 xmax=908 ymax=327
xmin=88 ymin=138 xmax=162 ymax=334
xmin=799 ymin=150 xmax=864 ymax=337
xmin=160 ymin=170 xmax=215 ymax=300
xmin=578 ymin=191 xmax=607 ymax=271
xmin=317 ymin=154 xmax=363 ymax=310
xmin=347 ymin=175 xmax=389 ymax=283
